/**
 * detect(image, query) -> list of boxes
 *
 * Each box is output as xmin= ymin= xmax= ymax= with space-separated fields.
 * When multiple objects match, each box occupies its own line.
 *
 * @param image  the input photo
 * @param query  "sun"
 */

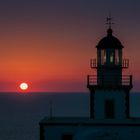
xmin=20 ymin=83 xmax=28 ymax=91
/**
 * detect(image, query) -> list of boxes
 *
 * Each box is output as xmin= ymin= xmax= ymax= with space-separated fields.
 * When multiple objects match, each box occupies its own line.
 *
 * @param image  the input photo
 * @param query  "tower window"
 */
xmin=110 ymin=52 xmax=114 ymax=63
xmin=105 ymin=99 xmax=115 ymax=119
xmin=62 ymin=134 xmax=73 ymax=140
xmin=101 ymin=49 xmax=106 ymax=64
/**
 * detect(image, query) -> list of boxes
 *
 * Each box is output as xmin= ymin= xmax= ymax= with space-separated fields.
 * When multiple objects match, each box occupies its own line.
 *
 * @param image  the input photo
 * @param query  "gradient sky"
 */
xmin=0 ymin=0 xmax=140 ymax=92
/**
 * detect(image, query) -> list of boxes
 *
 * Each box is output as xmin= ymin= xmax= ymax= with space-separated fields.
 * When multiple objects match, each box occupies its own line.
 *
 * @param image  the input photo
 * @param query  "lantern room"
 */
xmin=97 ymin=28 xmax=123 ymax=66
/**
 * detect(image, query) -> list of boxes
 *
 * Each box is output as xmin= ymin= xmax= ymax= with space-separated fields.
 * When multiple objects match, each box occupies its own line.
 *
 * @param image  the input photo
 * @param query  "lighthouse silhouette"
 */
xmin=87 ymin=16 xmax=133 ymax=119
xmin=39 ymin=17 xmax=140 ymax=140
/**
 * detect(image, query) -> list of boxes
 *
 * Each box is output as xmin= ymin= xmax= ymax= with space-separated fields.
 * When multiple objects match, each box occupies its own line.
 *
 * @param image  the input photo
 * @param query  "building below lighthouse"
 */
xmin=39 ymin=18 xmax=140 ymax=140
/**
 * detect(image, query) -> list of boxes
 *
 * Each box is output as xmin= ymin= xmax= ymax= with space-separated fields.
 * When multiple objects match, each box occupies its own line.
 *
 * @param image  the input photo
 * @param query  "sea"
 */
xmin=0 ymin=92 xmax=139 ymax=140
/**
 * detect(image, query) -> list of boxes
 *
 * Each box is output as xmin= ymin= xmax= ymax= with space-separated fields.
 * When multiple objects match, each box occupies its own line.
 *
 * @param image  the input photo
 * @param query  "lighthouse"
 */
xmin=87 ymin=17 xmax=133 ymax=119
xmin=39 ymin=18 xmax=140 ymax=140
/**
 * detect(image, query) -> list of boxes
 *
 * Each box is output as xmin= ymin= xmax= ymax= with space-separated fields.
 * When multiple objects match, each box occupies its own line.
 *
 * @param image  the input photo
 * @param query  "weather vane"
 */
xmin=106 ymin=13 xmax=114 ymax=29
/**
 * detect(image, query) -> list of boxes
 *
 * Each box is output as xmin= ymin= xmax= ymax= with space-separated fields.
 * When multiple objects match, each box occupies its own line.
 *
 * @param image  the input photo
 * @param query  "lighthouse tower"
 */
xmin=87 ymin=17 xmax=133 ymax=119
xmin=40 ymin=17 xmax=140 ymax=140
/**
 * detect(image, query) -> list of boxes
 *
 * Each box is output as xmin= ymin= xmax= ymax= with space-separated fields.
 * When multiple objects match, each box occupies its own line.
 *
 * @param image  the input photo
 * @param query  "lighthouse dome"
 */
xmin=96 ymin=28 xmax=123 ymax=49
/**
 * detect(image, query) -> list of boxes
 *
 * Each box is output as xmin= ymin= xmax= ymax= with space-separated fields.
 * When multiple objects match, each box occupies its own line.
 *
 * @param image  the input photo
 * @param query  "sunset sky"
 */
xmin=0 ymin=0 xmax=140 ymax=92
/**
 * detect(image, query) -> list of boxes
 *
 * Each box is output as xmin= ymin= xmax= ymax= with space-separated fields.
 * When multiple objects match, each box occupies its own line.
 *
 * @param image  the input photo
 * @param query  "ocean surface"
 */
xmin=0 ymin=92 xmax=140 ymax=140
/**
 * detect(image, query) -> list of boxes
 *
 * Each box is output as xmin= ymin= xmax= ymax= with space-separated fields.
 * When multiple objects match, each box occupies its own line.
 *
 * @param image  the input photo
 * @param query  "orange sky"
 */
xmin=0 ymin=0 xmax=140 ymax=92
xmin=0 ymin=24 xmax=140 ymax=92
xmin=0 ymin=24 xmax=93 ymax=92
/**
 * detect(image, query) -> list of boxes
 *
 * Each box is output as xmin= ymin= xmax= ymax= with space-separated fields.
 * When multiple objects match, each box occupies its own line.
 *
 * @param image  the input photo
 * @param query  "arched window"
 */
xmin=101 ymin=49 xmax=106 ymax=64
xmin=110 ymin=52 xmax=114 ymax=63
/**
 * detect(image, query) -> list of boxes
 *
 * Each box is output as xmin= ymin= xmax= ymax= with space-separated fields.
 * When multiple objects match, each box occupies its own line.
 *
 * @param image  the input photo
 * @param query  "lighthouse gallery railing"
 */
xmin=87 ymin=75 xmax=132 ymax=87
xmin=90 ymin=59 xmax=129 ymax=68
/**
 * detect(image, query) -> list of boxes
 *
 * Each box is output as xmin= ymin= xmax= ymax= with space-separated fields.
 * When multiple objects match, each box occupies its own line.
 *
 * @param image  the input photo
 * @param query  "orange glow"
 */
xmin=0 ymin=21 xmax=139 ymax=92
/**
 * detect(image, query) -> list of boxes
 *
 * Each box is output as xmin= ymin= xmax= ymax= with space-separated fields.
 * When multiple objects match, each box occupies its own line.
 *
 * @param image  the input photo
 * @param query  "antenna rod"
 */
xmin=49 ymin=100 xmax=53 ymax=119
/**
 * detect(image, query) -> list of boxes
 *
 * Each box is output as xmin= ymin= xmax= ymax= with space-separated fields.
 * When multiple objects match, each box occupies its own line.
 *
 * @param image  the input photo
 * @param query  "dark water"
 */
xmin=0 ymin=92 xmax=139 ymax=140
xmin=0 ymin=92 xmax=89 ymax=140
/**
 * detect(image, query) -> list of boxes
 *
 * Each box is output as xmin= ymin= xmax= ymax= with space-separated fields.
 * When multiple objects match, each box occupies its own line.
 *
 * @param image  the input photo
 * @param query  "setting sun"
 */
xmin=20 ymin=83 xmax=28 ymax=91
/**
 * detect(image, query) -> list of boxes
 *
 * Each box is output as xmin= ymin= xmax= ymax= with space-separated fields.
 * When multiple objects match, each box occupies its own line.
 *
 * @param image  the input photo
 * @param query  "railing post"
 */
xmin=87 ymin=75 xmax=89 ymax=86
xmin=130 ymin=75 xmax=132 ymax=87
xmin=128 ymin=59 xmax=129 ymax=68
